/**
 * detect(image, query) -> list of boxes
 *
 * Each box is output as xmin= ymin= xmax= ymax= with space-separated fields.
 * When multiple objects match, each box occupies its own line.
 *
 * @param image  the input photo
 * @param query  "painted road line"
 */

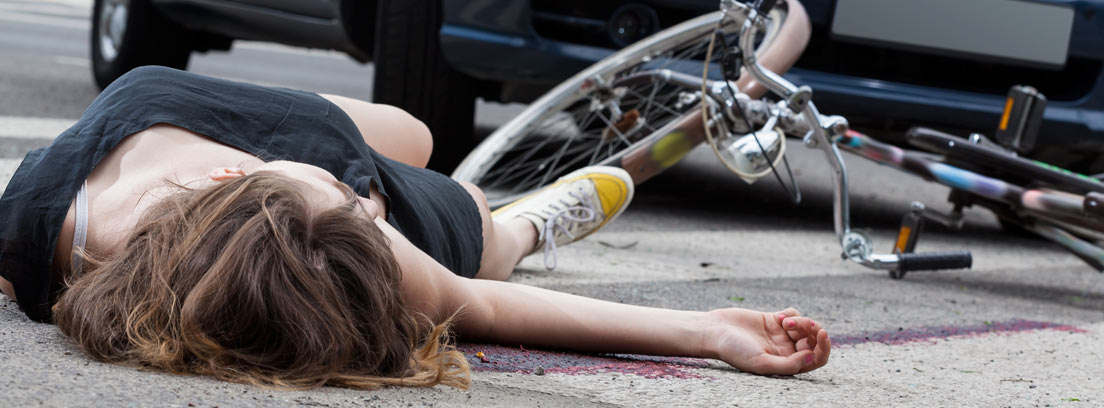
xmin=233 ymin=41 xmax=351 ymax=61
xmin=10 ymin=0 xmax=92 ymax=8
xmin=53 ymin=55 xmax=88 ymax=67
xmin=0 ymin=116 xmax=75 ymax=139
xmin=0 ymin=9 xmax=87 ymax=30
xmin=0 ymin=116 xmax=74 ymax=160
xmin=0 ymin=1 xmax=89 ymax=18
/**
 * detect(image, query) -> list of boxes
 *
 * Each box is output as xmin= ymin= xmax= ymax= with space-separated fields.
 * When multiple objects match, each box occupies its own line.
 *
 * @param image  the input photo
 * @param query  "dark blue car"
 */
xmin=93 ymin=0 xmax=1104 ymax=172
xmin=440 ymin=0 xmax=1104 ymax=172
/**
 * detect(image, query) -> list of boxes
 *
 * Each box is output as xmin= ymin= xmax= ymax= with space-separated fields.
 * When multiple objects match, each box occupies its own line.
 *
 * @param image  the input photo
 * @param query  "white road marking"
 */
xmin=0 ymin=1 xmax=88 ymax=18
xmin=53 ymin=55 xmax=89 ymax=67
xmin=0 ymin=9 xmax=87 ymax=30
xmin=14 ymin=0 xmax=92 ymax=7
xmin=232 ymin=42 xmax=351 ymax=61
xmin=0 ymin=116 xmax=76 ymax=193
xmin=0 ymin=116 xmax=77 ymax=139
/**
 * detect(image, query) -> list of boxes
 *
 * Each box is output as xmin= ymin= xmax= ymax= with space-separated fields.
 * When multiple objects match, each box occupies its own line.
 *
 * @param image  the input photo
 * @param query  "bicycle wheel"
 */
xmin=452 ymin=0 xmax=809 ymax=208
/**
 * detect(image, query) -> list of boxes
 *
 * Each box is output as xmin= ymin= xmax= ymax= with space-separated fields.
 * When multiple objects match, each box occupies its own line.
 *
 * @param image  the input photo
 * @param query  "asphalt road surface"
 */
xmin=1 ymin=0 xmax=1102 ymax=407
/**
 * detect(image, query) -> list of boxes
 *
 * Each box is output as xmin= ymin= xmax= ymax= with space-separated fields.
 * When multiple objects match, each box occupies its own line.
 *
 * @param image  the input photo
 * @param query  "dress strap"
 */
xmin=71 ymin=180 xmax=89 ymax=274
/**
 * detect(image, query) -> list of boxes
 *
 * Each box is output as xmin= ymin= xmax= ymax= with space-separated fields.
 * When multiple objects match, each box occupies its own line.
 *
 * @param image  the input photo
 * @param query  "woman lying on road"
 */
xmin=0 ymin=67 xmax=829 ymax=389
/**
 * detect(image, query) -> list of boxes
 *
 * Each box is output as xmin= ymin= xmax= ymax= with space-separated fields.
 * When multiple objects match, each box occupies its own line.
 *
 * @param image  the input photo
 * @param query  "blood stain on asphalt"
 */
xmin=457 ymin=344 xmax=712 ymax=379
xmin=457 ymin=320 xmax=1084 ymax=378
xmin=830 ymin=319 xmax=1085 ymax=346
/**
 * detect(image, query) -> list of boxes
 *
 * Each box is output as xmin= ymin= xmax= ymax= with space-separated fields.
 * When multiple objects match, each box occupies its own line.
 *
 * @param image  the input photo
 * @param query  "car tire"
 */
xmin=372 ymin=0 xmax=478 ymax=173
xmin=91 ymin=0 xmax=193 ymax=90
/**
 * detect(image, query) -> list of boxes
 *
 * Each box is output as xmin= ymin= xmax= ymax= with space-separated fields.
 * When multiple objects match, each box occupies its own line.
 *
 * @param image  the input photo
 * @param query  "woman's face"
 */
xmin=211 ymin=161 xmax=379 ymax=220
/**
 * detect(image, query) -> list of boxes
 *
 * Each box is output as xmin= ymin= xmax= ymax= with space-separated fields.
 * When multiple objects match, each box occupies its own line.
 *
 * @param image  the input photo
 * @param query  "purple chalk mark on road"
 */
xmin=459 ymin=320 xmax=1085 ymax=379
xmin=832 ymin=319 xmax=1085 ymax=346
xmin=457 ymin=344 xmax=712 ymax=380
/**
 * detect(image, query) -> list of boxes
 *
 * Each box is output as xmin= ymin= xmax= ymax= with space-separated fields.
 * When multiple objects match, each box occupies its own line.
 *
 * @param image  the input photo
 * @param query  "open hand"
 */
xmin=705 ymin=307 xmax=830 ymax=375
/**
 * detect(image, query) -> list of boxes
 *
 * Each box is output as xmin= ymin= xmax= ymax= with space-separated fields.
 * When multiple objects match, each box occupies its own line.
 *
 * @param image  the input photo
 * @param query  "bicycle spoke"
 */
xmin=521 ymin=134 xmax=584 ymax=190
xmin=544 ymin=141 xmax=612 ymax=183
xmin=626 ymin=88 xmax=684 ymax=117
xmin=458 ymin=14 xmax=758 ymax=205
xmin=492 ymin=135 xmax=598 ymax=190
xmin=598 ymin=110 xmax=638 ymax=147
xmin=640 ymin=81 xmax=663 ymax=120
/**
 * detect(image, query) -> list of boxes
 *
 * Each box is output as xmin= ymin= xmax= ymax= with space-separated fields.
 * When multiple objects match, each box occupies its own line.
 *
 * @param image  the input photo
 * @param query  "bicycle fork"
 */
xmin=732 ymin=7 xmax=972 ymax=276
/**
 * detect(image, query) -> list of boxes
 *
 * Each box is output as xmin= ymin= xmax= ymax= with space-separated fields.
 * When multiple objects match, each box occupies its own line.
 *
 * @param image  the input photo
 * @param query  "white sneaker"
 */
xmin=492 ymin=166 xmax=635 ymax=269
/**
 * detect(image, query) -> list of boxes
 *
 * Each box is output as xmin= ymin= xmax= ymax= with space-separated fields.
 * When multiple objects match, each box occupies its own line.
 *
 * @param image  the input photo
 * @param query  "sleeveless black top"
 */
xmin=0 ymin=66 xmax=482 ymax=322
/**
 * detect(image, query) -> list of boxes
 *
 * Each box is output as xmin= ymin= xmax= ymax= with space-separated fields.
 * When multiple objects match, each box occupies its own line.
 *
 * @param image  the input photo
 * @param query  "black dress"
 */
xmin=0 ymin=66 xmax=483 ymax=322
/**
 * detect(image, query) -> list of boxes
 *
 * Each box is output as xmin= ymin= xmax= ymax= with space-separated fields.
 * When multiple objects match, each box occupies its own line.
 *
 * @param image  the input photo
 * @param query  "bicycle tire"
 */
xmin=452 ymin=0 xmax=810 ymax=208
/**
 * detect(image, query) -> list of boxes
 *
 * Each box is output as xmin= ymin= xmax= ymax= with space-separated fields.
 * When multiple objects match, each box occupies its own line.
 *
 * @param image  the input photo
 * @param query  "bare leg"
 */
xmin=456 ymin=182 xmax=540 ymax=281
xmin=320 ymin=94 xmax=433 ymax=168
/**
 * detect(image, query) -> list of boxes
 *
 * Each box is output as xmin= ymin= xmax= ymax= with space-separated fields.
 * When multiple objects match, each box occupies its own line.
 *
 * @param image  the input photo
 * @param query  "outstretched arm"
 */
xmin=451 ymin=278 xmax=828 ymax=375
xmin=384 ymin=220 xmax=830 ymax=375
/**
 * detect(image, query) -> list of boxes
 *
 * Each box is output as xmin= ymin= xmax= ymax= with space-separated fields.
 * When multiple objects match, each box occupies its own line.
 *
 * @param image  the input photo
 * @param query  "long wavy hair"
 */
xmin=52 ymin=172 xmax=470 ymax=389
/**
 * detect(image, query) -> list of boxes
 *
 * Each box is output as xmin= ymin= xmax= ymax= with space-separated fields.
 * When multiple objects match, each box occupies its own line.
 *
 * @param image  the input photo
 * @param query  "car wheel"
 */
xmin=91 ymin=0 xmax=193 ymax=89
xmin=372 ymin=0 xmax=478 ymax=173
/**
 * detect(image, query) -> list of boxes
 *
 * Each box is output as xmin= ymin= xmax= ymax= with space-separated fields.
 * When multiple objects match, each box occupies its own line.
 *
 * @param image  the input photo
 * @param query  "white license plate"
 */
xmin=832 ymin=0 xmax=1074 ymax=68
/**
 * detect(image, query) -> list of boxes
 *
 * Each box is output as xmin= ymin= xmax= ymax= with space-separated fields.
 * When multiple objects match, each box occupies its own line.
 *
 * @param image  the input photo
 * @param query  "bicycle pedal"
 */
xmin=995 ymin=85 xmax=1046 ymax=153
xmin=894 ymin=208 xmax=924 ymax=255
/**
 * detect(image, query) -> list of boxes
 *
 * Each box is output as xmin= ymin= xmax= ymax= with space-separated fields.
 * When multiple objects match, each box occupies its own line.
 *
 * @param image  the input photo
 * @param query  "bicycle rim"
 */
xmin=453 ymin=5 xmax=788 ymax=208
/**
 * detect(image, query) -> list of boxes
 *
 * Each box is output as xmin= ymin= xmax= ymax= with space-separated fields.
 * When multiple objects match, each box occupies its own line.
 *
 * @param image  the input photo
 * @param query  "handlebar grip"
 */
xmin=897 ymin=251 xmax=972 ymax=272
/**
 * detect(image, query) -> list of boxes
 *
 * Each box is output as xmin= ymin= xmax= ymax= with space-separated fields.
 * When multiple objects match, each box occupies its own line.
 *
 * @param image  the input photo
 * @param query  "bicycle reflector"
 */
xmin=995 ymin=85 xmax=1046 ymax=153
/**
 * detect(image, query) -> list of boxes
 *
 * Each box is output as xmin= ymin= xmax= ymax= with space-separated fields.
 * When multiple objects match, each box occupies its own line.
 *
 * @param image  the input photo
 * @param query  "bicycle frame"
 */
xmin=837 ymin=130 xmax=1104 ymax=271
xmin=595 ymin=2 xmax=899 ymax=270
xmin=597 ymin=0 xmax=1104 ymax=274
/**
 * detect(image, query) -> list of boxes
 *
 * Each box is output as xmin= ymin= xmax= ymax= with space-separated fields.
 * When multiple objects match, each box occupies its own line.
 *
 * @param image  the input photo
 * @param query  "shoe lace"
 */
xmin=539 ymin=191 xmax=598 ymax=270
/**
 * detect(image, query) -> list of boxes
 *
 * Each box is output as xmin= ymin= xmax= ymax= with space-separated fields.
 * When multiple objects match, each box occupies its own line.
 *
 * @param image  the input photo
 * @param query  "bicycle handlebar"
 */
xmin=897 ymin=251 xmax=974 ymax=272
xmin=723 ymin=5 xmax=946 ymax=274
xmin=622 ymin=3 xmax=981 ymax=275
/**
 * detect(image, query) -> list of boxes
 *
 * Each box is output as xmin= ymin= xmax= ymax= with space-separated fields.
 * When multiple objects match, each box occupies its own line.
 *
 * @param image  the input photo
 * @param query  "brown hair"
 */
xmin=52 ymin=172 xmax=470 ymax=389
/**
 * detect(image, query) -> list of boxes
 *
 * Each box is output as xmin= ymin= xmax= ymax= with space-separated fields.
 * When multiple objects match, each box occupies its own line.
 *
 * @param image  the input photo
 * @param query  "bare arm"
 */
xmin=445 ymin=277 xmax=829 ymax=375
xmin=320 ymin=94 xmax=432 ymax=168
xmin=382 ymin=219 xmax=831 ymax=375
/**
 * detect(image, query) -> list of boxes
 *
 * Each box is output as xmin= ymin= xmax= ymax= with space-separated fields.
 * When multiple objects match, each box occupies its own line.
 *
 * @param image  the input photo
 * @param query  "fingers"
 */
xmin=774 ymin=308 xmax=800 ymax=322
xmin=774 ymin=308 xmax=803 ymax=342
xmin=754 ymin=329 xmax=831 ymax=375
xmin=794 ymin=337 xmax=811 ymax=352
xmin=798 ymin=329 xmax=831 ymax=374
xmin=781 ymin=315 xmax=820 ymax=348
xmin=781 ymin=316 xmax=820 ymax=336
xmin=751 ymin=350 xmax=816 ymax=376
